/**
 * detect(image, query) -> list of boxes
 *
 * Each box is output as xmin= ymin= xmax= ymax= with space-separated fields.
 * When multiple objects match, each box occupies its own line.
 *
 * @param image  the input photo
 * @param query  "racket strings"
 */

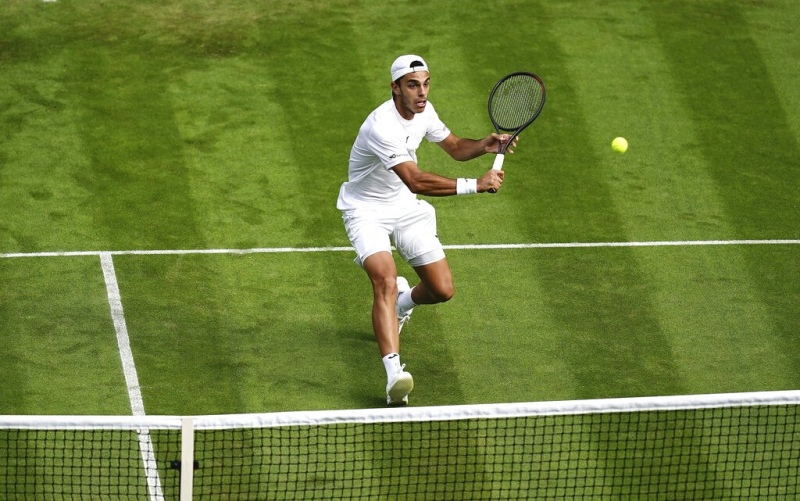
xmin=490 ymin=75 xmax=544 ymax=131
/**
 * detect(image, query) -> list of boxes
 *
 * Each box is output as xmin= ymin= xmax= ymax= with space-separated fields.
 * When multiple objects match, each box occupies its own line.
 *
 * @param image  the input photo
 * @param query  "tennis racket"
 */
xmin=487 ymin=72 xmax=545 ymax=191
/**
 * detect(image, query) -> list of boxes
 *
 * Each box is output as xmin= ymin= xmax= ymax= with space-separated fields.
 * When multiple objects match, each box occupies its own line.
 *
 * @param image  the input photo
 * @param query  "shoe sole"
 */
xmin=387 ymin=373 xmax=414 ymax=405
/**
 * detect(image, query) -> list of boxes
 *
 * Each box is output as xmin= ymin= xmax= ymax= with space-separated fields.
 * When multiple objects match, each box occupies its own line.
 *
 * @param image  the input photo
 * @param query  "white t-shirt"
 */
xmin=337 ymin=99 xmax=451 ymax=211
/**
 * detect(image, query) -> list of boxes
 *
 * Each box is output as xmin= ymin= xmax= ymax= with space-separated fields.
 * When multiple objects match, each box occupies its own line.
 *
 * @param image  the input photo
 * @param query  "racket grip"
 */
xmin=488 ymin=154 xmax=505 ymax=193
xmin=492 ymin=153 xmax=505 ymax=171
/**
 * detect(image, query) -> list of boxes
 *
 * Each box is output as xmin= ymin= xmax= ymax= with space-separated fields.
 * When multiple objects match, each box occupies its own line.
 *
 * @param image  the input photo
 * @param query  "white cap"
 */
xmin=390 ymin=55 xmax=429 ymax=82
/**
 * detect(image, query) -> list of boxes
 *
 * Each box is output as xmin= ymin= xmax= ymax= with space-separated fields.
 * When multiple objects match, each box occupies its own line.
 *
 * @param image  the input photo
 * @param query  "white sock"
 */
xmin=382 ymin=353 xmax=402 ymax=378
xmin=396 ymin=287 xmax=416 ymax=316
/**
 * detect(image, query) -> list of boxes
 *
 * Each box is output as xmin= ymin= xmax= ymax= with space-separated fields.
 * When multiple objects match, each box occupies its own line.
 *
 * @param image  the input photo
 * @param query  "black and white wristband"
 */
xmin=456 ymin=178 xmax=478 ymax=195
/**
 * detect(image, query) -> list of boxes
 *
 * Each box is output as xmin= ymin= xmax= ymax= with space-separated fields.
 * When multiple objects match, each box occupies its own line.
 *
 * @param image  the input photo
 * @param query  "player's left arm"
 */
xmin=436 ymin=132 xmax=517 ymax=161
xmin=392 ymin=160 xmax=503 ymax=196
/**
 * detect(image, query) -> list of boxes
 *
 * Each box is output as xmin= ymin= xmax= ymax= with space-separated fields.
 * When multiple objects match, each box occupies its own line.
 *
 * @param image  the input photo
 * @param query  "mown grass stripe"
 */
xmin=64 ymin=32 xmax=205 ymax=251
xmin=651 ymin=1 xmax=800 ymax=237
xmin=650 ymin=0 xmax=800 ymax=392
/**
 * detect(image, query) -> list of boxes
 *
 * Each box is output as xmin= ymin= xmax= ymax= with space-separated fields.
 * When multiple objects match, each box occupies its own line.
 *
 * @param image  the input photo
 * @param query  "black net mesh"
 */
xmin=2 ymin=403 xmax=798 ymax=499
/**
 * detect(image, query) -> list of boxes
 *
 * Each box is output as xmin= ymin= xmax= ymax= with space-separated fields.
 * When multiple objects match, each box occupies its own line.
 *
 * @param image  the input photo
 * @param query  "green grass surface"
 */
xmin=2 ymin=0 xmax=798 ymax=413
xmin=1 ymin=0 xmax=799 ymax=497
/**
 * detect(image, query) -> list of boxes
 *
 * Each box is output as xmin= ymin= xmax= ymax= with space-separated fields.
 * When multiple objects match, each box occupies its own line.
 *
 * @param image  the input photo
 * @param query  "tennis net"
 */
xmin=2 ymin=390 xmax=799 ymax=500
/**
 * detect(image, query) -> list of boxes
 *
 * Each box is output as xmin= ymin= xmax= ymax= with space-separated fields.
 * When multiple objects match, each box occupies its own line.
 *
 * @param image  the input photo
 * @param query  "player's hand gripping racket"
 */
xmin=487 ymin=72 xmax=546 ymax=192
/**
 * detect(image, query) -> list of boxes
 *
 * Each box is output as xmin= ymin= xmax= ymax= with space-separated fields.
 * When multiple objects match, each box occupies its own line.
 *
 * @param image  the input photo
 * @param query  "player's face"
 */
xmin=393 ymin=71 xmax=430 ymax=119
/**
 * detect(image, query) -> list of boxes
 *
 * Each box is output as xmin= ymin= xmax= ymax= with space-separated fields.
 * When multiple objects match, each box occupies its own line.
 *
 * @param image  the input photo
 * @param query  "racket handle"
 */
xmin=492 ymin=153 xmax=505 ymax=171
xmin=488 ymin=154 xmax=505 ymax=193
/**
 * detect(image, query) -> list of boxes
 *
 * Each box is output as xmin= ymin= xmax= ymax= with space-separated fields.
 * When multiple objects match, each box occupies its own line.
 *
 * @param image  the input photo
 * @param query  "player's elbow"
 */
xmin=449 ymin=149 xmax=473 ymax=162
xmin=403 ymin=177 xmax=426 ymax=195
xmin=393 ymin=164 xmax=427 ymax=194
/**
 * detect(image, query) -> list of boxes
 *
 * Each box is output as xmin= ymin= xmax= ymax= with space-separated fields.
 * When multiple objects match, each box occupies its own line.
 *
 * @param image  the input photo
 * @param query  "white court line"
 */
xmin=100 ymin=253 xmax=165 ymax=501
xmin=100 ymin=253 xmax=146 ymax=414
xmin=1 ymin=239 xmax=799 ymax=259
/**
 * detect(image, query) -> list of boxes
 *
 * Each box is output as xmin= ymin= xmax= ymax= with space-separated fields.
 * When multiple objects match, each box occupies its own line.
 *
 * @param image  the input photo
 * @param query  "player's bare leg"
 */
xmin=395 ymin=257 xmax=455 ymax=330
xmin=411 ymin=258 xmax=455 ymax=305
xmin=362 ymin=252 xmax=413 ymax=405
xmin=362 ymin=252 xmax=400 ymax=356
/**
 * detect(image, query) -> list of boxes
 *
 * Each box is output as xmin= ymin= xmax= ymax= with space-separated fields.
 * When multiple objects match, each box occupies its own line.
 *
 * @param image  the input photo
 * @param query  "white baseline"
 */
xmin=1 ymin=239 xmax=798 ymax=259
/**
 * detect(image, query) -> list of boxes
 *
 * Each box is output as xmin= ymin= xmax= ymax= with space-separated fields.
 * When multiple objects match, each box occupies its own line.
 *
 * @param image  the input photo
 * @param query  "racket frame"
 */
xmin=488 ymin=71 xmax=546 ymax=172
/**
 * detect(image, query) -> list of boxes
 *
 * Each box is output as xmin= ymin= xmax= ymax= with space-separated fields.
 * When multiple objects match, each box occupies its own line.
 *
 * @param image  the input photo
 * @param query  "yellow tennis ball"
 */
xmin=611 ymin=137 xmax=628 ymax=153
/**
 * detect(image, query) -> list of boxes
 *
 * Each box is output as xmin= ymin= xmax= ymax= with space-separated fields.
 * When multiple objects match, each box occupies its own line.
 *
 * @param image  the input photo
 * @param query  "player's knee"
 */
xmin=371 ymin=274 xmax=398 ymax=299
xmin=431 ymin=282 xmax=455 ymax=303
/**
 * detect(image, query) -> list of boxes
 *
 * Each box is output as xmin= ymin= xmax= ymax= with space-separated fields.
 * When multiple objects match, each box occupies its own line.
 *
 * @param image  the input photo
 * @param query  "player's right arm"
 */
xmin=437 ymin=132 xmax=517 ymax=161
xmin=392 ymin=161 xmax=503 ymax=196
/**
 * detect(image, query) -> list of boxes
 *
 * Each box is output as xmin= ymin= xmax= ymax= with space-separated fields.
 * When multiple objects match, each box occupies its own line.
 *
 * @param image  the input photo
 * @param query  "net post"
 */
xmin=180 ymin=417 xmax=195 ymax=501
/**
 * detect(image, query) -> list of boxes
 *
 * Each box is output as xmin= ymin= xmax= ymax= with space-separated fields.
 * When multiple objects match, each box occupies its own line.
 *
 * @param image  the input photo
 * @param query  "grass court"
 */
xmin=1 ymin=0 xmax=798 ymax=425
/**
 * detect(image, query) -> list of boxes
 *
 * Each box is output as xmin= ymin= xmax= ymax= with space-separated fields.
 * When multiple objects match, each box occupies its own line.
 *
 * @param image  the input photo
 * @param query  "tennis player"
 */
xmin=337 ymin=55 xmax=517 ymax=405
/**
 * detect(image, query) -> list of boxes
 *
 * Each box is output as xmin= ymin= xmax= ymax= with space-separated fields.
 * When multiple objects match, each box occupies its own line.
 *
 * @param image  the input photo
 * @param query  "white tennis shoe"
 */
xmin=396 ymin=276 xmax=413 ymax=334
xmin=386 ymin=365 xmax=414 ymax=405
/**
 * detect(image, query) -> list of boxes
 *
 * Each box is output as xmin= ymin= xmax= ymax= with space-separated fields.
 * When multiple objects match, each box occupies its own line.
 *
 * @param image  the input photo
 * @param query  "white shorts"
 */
xmin=341 ymin=200 xmax=446 ymax=268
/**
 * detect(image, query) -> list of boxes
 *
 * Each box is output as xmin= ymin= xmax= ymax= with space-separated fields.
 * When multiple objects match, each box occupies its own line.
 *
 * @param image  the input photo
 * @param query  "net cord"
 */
xmin=192 ymin=389 xmax=800 ymax=429
xmin=3 ymin=389 xmax=800 ymax=431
